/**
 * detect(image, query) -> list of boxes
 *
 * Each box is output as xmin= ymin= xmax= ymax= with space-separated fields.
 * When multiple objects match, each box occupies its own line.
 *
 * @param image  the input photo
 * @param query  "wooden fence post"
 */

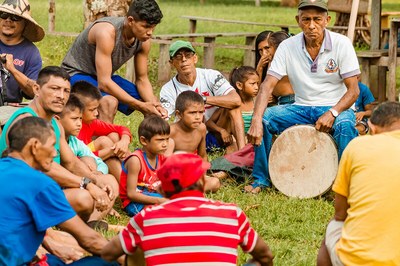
xmin=158 ymin=42 xmax=172 ymax=84
xmin=203 ymin=37 xmax=215 ymax=69
xmin=48 ymin=0 xmax=55 ymax=32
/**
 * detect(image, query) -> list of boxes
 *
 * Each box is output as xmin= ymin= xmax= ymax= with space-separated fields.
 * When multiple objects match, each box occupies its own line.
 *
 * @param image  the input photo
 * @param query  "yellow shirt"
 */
xmin=333 ymin=130 xmax=400 ymax=265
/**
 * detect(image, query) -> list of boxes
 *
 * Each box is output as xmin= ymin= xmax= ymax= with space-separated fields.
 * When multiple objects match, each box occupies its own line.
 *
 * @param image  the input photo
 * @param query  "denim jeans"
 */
xmin=44 ymin=254 xmax=119 ymax=266
xmin=252 ymin=105 xmax=358 ymax=187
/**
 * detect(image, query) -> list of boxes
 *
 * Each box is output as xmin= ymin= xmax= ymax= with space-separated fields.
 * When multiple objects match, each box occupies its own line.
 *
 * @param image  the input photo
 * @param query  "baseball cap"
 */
xmin=298 ymin=0 xmax=328 ymax=11
xmin=169 ymin=40 xmax=196 ymax=58
xmin=156 ymin=153 xmax=210 ymax=193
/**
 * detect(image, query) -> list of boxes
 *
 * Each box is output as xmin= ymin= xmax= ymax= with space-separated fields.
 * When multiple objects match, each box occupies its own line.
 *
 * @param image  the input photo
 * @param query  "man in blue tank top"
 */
xmin=0 ymin=66 xmax=116 ymax=224
xmin=61 ymin=0 xmax=167 ymax=123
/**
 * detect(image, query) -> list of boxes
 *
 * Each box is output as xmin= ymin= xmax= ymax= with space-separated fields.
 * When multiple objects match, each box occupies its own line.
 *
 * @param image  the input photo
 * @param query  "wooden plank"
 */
xmin=347 ymin=0 xmax=360 ymax=43
xmin=370 ymin=0 xmax=381 ymax=50
xmin=387 ymin=18 xmax=400 ymax=101
xmin=48 ymin=0 xmax=56 ymax=32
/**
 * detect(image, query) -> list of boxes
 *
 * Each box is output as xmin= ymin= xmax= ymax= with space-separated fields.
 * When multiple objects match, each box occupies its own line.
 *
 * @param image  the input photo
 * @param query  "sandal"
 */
xmin=87 ymin=220 xmax=109 ymax=231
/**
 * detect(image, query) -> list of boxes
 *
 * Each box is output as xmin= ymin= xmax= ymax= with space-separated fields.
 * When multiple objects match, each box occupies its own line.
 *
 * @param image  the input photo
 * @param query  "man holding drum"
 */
xmin=247 ymin=0 xmax=360 ymax=190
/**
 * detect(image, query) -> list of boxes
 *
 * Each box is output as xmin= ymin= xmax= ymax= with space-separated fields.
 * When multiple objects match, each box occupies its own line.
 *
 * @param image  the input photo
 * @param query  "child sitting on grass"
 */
xmin=120 ymin=115 xmax=170 ymax=216
xmin=72 ymin=81 xmax=132 ymax=182
xmin=58 ymin=94 xmax=119 ymax=221
xmin=206 ymin=66 xmax=260 ymax=153
xmin=166 ymin=91 xmax=220 ymax=192
xmin=355 ymin=75 xmax=376 ymax=135
xmin=58 ymin=94 xmax=108 ymax=175
xmin=208 ymin=66 xmax=266 ymax=193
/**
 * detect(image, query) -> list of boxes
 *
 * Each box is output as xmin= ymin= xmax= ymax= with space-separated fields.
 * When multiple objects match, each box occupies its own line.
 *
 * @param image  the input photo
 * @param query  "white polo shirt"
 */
xmin=268 ymin=30 xmax=360 ymax=106
xmin=160 ymin=68 xmax=234 ymax=120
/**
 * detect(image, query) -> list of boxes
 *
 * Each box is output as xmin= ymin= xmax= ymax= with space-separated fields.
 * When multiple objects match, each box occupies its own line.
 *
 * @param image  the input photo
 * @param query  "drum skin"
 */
xmin=269 ymin=125 xmax=338 ymax=198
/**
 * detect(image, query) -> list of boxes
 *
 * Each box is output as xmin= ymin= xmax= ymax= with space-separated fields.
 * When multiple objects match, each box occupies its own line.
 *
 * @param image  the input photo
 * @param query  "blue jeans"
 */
xmin=70 ymin=74 xmax=141 ymax=115
xmin=252 ymin=105 xmax=357 ymax=187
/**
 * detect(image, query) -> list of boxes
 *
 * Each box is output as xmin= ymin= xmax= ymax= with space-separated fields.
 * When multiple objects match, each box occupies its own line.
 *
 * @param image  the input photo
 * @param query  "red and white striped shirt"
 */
xmin=119 ymin=190 xmax=258 ymax=266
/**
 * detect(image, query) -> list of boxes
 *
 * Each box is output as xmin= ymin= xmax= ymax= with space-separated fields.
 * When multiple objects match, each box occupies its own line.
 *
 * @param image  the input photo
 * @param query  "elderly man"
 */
xmin=317 ymin=101 xmax=400 ymax=265
xmin=102 ymin=153 xmax=274 ymax=265
xmin=61 ymin=0 xmax=166 ymax=123
xmin=0 ymin=117 xmax=118 ymax=265
xmin=247 ymin=0 xmax=360 ymax=192
xmin=160 ymin=40 xmax=246 ymax=151
xmin=0 ymin=66 xmax=117 ymax=225
xmin=0 ymin=0 xmax=43 ymax=104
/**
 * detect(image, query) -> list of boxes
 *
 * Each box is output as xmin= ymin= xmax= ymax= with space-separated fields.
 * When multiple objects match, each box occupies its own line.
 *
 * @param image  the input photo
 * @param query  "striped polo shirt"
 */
xmin=119 ymin=190 xmax=258 ymax=265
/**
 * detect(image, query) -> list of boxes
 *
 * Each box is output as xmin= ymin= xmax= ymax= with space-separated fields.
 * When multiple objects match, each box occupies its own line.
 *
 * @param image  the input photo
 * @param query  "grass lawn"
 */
xmin=29 ymin=0 xmax=400 ymax=265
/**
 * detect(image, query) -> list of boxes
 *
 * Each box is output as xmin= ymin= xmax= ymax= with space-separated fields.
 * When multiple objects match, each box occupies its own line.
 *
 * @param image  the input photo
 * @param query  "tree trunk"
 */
xmin=83 ymin=0 xmax=133 ymax=29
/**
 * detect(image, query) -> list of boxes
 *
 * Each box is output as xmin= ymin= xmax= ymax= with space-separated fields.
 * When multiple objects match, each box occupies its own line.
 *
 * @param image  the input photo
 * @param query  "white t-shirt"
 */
xmin=268 ymin=30 xmax=360 ymax=106
xmin=160 ymin=68 xmax=234 ymax=120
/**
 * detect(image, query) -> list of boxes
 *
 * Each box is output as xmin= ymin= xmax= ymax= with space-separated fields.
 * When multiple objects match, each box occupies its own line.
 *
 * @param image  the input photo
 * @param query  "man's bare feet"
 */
xmin=244 ymin=185 xmax=262 ymax=194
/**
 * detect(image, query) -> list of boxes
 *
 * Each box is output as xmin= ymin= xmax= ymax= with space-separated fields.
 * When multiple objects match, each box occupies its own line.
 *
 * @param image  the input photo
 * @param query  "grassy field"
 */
xmin=30 ymin=1 xmax=400 ymax=265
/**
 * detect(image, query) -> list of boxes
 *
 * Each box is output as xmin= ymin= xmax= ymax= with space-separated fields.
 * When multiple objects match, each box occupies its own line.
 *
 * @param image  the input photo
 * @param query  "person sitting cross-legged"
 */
xmin=102 ymin=153 xmax=274 ymax=266
xmin=0 ymin=116 xmax=118 ymax=266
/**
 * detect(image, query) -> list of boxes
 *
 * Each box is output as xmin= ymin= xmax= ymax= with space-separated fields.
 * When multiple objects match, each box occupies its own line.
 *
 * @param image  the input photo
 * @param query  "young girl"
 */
xmin=255 ymin=30 xmax=295 ymax=105
xmin=229 ymin=66 xmax=260 ymax=135
xmin=208 ymin=67 xmax=261 ymax=186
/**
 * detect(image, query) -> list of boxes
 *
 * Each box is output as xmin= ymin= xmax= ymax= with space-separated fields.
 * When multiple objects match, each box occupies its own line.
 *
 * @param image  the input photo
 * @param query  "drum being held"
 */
xmin=269 ymin=125 xmax=338 ymax=199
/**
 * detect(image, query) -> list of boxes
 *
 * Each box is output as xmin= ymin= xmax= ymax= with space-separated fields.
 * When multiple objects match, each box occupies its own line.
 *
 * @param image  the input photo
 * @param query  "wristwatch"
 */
xmin=202 ymin=95 xmax=207 ymax=104
xmin=80 ymin=177 xmax=92 ymax=189
xmin=329 ymin=108 xmax=339 ymax=118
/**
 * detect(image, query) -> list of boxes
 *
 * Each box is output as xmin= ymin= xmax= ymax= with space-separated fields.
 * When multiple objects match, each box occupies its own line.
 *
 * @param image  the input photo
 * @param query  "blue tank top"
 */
xmin=0 ymin=107 xmax=61 ymax=163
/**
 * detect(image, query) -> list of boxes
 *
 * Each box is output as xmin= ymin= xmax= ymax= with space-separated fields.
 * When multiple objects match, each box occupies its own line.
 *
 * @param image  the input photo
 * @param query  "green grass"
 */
xmin=29 ymin=0 xmax=400 ymax=265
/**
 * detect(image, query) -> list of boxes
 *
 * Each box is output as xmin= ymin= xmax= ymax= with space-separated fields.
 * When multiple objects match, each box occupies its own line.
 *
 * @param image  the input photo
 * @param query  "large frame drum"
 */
xmin=269 ymin=125 xmax=338 ymax=198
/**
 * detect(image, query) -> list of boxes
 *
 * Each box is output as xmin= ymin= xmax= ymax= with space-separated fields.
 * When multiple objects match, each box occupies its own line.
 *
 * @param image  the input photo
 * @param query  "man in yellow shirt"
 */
xmin=317 ymin=101 xmax=400 ymax=266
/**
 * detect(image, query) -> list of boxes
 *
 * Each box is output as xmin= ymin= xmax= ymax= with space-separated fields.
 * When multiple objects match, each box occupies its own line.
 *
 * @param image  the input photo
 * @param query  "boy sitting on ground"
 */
xmin=166 ymin=91 xmax=220 ymax=192
xmin=58 ymin=94 xmax=120 ymax=221
xmin=72 ymin=81 xmax=132 ymax=182
xmin=355 ymin=76 xmax=376 ymax=135
xmin=58 ymin=94 xmax=108 ymax=175
xmin=120 ymin=115 xmax=169 ymax=216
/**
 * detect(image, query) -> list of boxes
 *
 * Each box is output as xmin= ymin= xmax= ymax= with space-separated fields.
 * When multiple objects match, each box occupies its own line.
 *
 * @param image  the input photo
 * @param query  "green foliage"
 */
xmin=29 ymin=0 xmax=399 ymax=265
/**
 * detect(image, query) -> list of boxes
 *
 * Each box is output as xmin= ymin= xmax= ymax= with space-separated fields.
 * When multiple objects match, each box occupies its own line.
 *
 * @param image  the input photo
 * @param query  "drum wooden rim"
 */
xmin=269 ymin=125 xmax=338 ymax=199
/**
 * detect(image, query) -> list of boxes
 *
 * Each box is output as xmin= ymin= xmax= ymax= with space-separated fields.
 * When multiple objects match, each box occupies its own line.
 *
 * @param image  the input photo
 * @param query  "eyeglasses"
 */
xmin=0 ymin=12 xmax=22 ymax=22
xmin=173 ymin=51 xmax=195 ymax=61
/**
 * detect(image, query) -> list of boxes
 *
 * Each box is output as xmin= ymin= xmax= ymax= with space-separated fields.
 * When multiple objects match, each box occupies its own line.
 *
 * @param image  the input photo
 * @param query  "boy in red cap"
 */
xmin=102 ymin=153 xmax=274 ymax=266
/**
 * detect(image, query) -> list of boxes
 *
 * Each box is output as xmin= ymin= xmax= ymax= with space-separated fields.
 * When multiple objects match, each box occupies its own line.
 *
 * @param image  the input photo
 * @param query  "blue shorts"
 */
xmin=124 ymin=190 xmax=163 ymax=217
xmin=70 ymin=74 xmax=141 ymax=115
xmin=206 ymin=132 xmax=223 ymax=152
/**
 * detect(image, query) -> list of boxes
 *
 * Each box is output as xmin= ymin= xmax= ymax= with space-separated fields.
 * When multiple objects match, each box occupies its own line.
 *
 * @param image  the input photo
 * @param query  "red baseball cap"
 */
xmin=157 ymin=153 xmax=210 ymax=193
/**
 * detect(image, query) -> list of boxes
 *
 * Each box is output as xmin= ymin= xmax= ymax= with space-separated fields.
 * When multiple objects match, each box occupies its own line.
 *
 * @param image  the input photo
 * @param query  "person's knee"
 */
xmin=67 ymin=190 xmax=94 ymax=221
xmin=94 ymin=136 xmax=114 ymax=150
xmin=100 ymin=95 xmax=118 ymax=114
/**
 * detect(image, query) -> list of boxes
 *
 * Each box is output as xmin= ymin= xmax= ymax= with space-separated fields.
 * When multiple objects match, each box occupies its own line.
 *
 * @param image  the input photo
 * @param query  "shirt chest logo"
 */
xmin=325 ymin=58 xmax=338 ymax=73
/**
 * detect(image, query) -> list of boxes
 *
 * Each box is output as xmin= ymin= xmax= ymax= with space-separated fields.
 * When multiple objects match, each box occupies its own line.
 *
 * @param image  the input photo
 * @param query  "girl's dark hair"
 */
xmin=254 ymin=30 xmax=290 ymax=81
xmin=255 ymin=30 xmax=273 ymax=81
xmin=229 ymin=66 xmax=258 ymax=93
